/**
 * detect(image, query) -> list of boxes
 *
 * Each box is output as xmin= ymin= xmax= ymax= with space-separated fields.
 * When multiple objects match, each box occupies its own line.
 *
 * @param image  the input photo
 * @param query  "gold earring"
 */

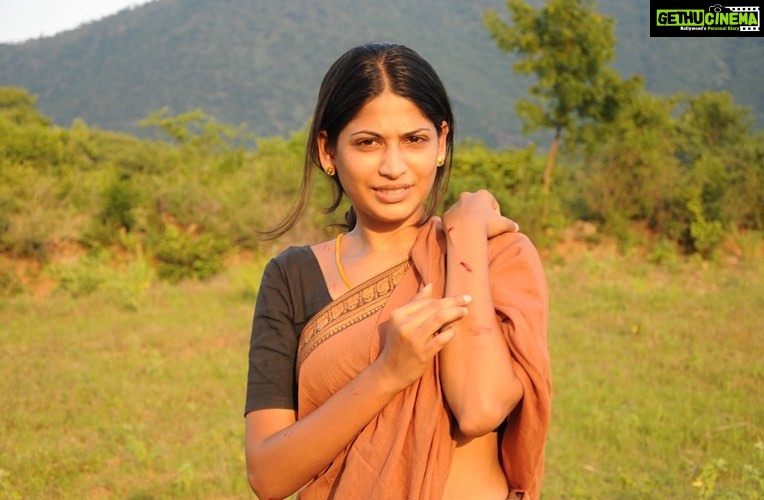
xmin=436 ymin=156 xmax=445 ymax=167
xmin=324 ymin=165 xmax=336 ymax=176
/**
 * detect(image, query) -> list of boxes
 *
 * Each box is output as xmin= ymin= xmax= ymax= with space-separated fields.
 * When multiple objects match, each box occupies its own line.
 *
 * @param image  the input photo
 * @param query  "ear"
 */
xmin=317 ymin=131 xmax=335 ymax=173
xmin=437 ymin=120 xmax=449 ymax=159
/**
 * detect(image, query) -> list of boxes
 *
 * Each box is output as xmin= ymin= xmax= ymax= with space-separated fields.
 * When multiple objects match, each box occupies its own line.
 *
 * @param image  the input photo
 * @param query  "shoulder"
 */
xmin=263 ymin=244 xmax=327 ymax=297
xmin=260 ymin=244 xmax=331 ymax=323
xmin=259 ymin=246 xmax=316 ymax=295
xmin=263 ymin=245 xmax=316 ymax=276
xmin=269 ymin=245 xmax=315 ymax=267
xmin=489 ymin=231 xmax=537 ymax=256
xmin=487 ymin=232 xmax=545 ymax=279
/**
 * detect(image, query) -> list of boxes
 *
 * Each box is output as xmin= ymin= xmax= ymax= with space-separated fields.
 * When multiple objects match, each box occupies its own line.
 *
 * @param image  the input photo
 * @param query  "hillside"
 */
xmin=0 ymin=0 xmax=761 ymax=146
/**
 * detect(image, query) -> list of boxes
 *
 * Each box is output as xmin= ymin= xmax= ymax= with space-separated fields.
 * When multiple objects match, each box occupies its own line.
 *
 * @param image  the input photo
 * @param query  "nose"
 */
xmin=378 ymin=145 xmax=407 ymax=179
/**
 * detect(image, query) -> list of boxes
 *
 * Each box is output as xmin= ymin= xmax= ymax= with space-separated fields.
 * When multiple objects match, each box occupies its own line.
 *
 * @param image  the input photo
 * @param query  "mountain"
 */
xmin=0 ymin=0 xmax=761 ymax=147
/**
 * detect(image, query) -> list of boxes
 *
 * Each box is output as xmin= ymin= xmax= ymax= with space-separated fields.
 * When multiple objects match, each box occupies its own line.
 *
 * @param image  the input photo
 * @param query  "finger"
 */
xmin=428 ymin=326 xmax=455 ymax=350
xmin=435 ymin=325 xmax=456 ymax=339
xmin=392 ymin=291 xmax=470 ymax=335
xmin=391 ymin=284 xmax=436 ymax=319
xmin=491 ymin=214 xmax=519 ymax=233
xmin=415 ymin=282 xmax=433 ymax=298
xmin=423 ymin=294 xmax=472 ymax=315
xmin=475 ymin=189 xmax=496 ymax=205
xmin=414 ymin=300 xmax=470 ymax=336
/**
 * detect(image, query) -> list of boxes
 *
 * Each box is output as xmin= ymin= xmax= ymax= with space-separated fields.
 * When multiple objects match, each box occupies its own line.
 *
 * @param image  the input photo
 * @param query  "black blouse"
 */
xmin=244 ymin=246 xmax=332 ymax=415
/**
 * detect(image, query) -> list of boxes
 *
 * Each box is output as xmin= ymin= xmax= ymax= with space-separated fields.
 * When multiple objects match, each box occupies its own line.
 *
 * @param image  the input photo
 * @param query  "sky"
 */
xmin=0 ymin=0 xmax=151 ymax=43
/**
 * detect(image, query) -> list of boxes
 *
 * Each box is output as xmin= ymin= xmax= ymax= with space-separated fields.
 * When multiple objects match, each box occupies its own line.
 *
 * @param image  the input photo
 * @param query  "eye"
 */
xmin=406 ymin=135 xmax=429 ymax=144
xmin=353 ymin=137 xmax=380 ymax=149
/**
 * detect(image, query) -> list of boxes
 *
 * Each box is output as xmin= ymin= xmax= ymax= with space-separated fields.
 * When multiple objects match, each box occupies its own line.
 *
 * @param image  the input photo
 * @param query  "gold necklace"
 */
xmin=335 ymin=233 xmax=353 ymax=289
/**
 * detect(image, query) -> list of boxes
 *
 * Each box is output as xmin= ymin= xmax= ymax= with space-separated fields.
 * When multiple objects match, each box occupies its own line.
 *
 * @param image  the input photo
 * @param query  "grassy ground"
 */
xmin=543 ymin=252 xmax=763 ymax=498
xmin=1 ymin=251 xmax=762 ymax=498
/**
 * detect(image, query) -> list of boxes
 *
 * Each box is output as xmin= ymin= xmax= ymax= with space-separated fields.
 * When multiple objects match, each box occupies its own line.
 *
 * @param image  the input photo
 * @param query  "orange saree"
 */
xmin=295 ymin=218 xmax=550 ymax=499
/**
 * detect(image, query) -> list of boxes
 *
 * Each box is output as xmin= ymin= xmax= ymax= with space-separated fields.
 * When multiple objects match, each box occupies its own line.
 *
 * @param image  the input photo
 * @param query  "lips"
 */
xmin=373 ymin=184 xmax=412 ymax=203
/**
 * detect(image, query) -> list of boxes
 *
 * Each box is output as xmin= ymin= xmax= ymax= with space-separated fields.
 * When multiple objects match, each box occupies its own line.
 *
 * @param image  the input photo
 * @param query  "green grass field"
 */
xmin=1 ymin=251 xmax=762 ymax=498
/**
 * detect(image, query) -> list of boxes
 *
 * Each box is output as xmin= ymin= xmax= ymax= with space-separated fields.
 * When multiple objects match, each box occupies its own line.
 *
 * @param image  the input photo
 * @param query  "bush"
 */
xmin=88 ymin=174 xmax=144 ymax=246
xmin=687 ymin=188 xmax=724 ymax=258
xmin=0 ymin=207 xmax=61 ymax=261
xmin=100 ymin=176 xmax=142 ymax=231
xmin=447 ymin=141 xmax=552 ymax=243
xmin=46 ymin=246 xmax=155 ymax=308
xmin=154 ymin=226 xmax=228 ymax=283
xmin=0 ymin=264 xmax=24 ymax=297
xmin=646 ymin=237 xmax=679 ymax=266
xmin=48 ymin=250 xmax=111 ymax=297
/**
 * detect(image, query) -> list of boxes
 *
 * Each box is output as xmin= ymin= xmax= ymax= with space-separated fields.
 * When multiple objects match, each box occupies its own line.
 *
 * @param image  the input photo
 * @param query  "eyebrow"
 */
xmin=349 ymin=127 xmax=434 ymax=138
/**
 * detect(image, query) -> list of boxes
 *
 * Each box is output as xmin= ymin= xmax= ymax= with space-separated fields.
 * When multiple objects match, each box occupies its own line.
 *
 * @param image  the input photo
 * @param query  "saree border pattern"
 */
xmin=296 ymin=260 xmax=411 ymax=373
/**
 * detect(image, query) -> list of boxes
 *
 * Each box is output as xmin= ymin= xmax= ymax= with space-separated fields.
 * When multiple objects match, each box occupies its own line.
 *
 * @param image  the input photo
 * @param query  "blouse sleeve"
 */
xmin=244 ymin=246 xmax=333 ymax=415
xmin=244 ymin=256 xmax=299 ymax=414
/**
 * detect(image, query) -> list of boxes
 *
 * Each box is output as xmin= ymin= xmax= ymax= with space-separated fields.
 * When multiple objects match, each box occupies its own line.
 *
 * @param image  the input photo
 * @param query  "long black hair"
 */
xmin=261 ymin=42 xmax=455 ymax=238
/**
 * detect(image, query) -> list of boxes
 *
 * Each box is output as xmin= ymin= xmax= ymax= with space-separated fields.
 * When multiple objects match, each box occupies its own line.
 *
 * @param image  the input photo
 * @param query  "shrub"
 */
xmin=48 ymin=250 xmax=111 ymax=297
xmin=646 ymin=237 xmax=679 ymax=266
xmin=44 ymin=245 xmax=155 ymax=308
xmin=0 ymin=264 xmax=24 ymax=297
xmin=154 ymin=226 xmax=228 ymax=283
xmin=687 ymin=188 xmax=724 ymax=258
xmin=89 ymin=174 xmax=144 ymax=246
xmin=100 ymin=176 xmax=141 ymax=231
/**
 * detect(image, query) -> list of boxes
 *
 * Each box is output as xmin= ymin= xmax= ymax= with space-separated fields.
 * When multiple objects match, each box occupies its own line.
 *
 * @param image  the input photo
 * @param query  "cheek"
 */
xmin=336 ymin=150 xmax=379 ymax=177
xmin=333 ymin=153 xmax=366 ymax=192
xmin=414 ymin=156 xmax=439 ymax=180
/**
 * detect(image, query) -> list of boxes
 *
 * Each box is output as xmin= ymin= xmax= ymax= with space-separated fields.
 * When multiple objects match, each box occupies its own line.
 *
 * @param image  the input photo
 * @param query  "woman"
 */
xmin=244 ymin=42 xmax=550 ymax=499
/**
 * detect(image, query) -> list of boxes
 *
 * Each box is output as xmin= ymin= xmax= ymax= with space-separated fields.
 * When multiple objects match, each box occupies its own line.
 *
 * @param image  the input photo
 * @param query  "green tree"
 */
xmin=674 ymin=92 xmax=756 ymax=221
xmin=673 ymin=91 xmax=763 ymax=250
xmin=139 ymin=107 xmax=251 ymax=156
xmin=0 ymin=87 xmax=50 ymax=126
xmin=575 ymin=87 xmax=763 ymax=254
xmin=0 ymin=87 xmax=60 ymax=168
xmin=574 ymin=91 xmax=682 ymax=238
xmin=483 ymin=0 xmax=634 ymax=217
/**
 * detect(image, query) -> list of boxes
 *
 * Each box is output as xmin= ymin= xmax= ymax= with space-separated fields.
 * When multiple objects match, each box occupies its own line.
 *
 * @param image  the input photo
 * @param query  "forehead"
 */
xmin=344 ymin=91 xmax=434 ymax=132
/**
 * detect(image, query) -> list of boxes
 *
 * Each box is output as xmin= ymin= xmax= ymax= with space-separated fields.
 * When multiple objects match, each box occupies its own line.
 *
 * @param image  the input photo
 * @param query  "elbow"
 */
xmin=455 ymin=405 xmax=511 ymax=438
xmin=455 ymin=381 xmax=524 ymax=438
xmin=247 ymin=473 xmax=290 ymax=500
xmin=246 ymin=468 xmax=273 ymax=500
xmin=247 ymin=457 xmax=294 ymax=500
xmin=246 ymin=470 xmax=263 ymax=498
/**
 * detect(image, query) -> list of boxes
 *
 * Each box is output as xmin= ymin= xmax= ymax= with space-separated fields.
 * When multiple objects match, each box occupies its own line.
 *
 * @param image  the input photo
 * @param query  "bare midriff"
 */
xmin=442 ymin=431 xmax=508 ymax=500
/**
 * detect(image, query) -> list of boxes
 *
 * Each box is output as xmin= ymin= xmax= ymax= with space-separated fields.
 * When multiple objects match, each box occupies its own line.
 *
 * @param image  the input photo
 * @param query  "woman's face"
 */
xmin=318 ymin=90 xmax=448 ymax=231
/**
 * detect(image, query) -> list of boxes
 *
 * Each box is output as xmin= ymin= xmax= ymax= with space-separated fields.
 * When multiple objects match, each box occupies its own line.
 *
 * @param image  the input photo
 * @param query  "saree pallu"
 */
xmin=295 ymin=218 xmax=551 ymax=499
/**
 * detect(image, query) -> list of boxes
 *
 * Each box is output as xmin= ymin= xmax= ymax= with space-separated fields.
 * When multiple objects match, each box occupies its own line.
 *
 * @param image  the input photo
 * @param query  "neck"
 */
xmin=346 ymin=221 xmax=422 ymax=259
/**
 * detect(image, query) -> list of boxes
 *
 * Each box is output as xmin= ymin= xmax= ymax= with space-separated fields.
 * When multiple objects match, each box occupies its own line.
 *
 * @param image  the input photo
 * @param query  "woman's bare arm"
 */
xmin=245 ymin=289 xmax=470 ymax=499
xmin=439 ymin=191 xmax=524 ymax=437
xmin=246 ymin=361 xmax=401 ymax=499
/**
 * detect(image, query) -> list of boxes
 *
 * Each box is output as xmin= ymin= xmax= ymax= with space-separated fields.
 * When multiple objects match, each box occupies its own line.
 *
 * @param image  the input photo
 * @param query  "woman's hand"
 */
xmin=246 ymin=286 xmax=469 ymax=499
xmin=442 ymin=190 xmax=519 ymax=239
xmin=375 ymin=283 xmax=471 ymax=390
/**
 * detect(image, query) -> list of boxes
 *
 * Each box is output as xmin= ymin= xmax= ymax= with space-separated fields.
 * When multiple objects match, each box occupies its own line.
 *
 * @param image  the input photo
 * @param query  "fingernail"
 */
xmin=463 ymin=294 xmax=472 ymax=304
xmin=514 ymin=222 xmax=520 ymax=232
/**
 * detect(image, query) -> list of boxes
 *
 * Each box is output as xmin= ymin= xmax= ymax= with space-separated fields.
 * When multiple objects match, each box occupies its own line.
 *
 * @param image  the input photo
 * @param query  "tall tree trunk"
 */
xmin=542 ymin=125 xmax=561 ymax=221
